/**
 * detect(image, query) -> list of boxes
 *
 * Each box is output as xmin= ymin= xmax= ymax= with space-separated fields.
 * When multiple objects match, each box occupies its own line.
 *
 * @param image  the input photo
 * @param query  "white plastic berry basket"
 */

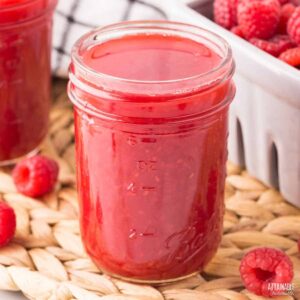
xmin=153 ymin=0 xmax=300 ymax=207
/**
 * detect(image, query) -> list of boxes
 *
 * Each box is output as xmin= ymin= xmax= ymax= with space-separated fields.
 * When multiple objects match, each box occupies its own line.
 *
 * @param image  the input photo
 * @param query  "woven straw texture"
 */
xmin=0 ymin=80 xmax=299 ymax=300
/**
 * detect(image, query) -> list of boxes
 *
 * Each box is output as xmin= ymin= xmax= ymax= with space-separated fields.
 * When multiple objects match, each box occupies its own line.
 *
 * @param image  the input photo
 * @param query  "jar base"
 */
xmin=0 ymin=148 xmax=40 ymax=167
xmin=103 ymin=270 xmax=199 ymax=285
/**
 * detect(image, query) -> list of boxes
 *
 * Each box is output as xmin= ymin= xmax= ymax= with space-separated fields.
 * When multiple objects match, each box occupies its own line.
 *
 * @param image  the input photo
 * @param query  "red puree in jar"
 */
xmin=0 ymin=0 xmax=56 ymax=162
xmin=70 ymin=24 xmax=235 ymax=282
xmin=83 ymin=35 xmax=221 ymax=81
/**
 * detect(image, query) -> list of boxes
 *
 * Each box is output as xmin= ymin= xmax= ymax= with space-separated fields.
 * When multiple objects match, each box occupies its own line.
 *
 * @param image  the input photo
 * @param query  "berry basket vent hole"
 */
xmin=236 ymin=118 xmax=245 ymax=167
xmin=270 ymin=142 xmax=279 ymax=189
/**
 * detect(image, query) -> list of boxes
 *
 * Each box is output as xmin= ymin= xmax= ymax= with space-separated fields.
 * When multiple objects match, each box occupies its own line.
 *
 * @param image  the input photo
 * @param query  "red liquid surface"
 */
xmin=0 ymin=0 xmax=55 ymax=161
xmin=74 ymin=34 xmax=233 ymax=281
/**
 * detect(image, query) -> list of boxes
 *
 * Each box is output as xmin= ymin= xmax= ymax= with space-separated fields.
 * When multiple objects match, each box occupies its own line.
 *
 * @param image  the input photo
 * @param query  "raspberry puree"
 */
xmin=69 ymin=23 xmax=235 ymax=282
xmin=0 ymin=0 xmax=56 ymax=162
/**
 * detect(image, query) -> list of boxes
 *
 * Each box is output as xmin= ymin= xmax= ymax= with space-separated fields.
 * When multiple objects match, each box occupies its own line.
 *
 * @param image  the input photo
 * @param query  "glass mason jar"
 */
xmin=0 ymin=0 xmax=57 ymax=164
xmin=69 ymin=21 xmax=235 ymax=283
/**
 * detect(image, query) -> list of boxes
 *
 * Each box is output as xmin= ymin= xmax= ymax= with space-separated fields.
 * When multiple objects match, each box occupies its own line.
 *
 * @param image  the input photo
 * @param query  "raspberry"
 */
xmin=289 ymin=0 xmax=300 ymax=6
xmin=278 ymin=4 xmax=296 ymax=34
xmin=271 ymin=34 xmax=295 ymax=53
xmin=240 ymin=248 xmax=294 ymax=297
xmin=237 ymin=0 xmax=281 ymax=40
xmin=287 ymin=7 xmax=300 ymax=44
xmin=214 ymin=0 xmax=238 ymax=29
xmin=231 ymin=26 xmax=245 ymax=38
xmin=279 ymin=0 xmax=289 ymax=4
xmin=0 ymin=202 xmax=16 ymax=247
xmin=250 ymin=35 xmax=295 ymax=56
xmin=279 ymin=47 xmax=300 ymax=66
xmin=250 ymin=38 xmax=280 ymax=56
xmin=12 ymin=155 xmax=59 ymax=197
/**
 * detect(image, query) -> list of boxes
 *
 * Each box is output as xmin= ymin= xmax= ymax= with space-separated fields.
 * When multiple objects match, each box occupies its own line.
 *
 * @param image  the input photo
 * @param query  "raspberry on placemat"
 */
xmin=12 ymin=155 xmax=59 ymax=197
xmin=240 ymin=247 xmax=294 ymax=297
xmin=0 ymin=202 xmax=16 ymax=248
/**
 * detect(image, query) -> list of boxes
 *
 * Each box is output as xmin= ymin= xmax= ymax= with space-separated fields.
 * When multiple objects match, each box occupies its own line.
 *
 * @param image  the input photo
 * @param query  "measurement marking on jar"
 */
xmin=129 ymin=229 xmax=137 ymax=239
xmin=129 ymin=229 xmax=155 ymax=239
xmin=127 ymin=136 xmax=138 ymax=146
xmin=127 ymin=183 xmax=138 ymax=194
xmin=141 ymin=186 xmax=156 ymax=191
xmin=127 ymin=183 xmax=156 ymax=194
xmin=137 ymin=160 xmax=158 ymax=171
xmin=142 ymin=186 xmax=156 ymax=196
xmin=141 ymin=137 xmax=156 ymax=143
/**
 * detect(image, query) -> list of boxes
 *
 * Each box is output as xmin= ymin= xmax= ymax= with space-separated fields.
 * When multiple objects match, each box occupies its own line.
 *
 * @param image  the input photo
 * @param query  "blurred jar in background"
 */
xmin=0 ymin=0 xmax=57 ymax=164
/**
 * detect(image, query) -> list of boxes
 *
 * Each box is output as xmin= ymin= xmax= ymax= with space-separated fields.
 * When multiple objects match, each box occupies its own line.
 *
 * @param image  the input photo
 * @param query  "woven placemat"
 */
xmin=0 ymin=79 xmax=299 ymax=300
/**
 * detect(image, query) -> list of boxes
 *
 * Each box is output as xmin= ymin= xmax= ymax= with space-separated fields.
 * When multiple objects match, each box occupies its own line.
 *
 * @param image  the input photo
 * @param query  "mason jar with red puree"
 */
xmin=0 ymin=0 xmax=57 ymax=163
xmin=69 ymin=21 xmax=235 ymax=283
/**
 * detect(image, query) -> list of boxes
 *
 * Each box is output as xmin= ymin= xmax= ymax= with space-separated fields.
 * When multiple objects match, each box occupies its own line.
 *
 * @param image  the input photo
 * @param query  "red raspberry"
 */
xmin=289 ymin=0 xmax=300 ymax=6
xmin=237 ymin=0 xmax=281 ymax=40
xmin=279 ymin=0 xmax=289 ymax=5
xmin=271 ymin=34 xmax=296 ymax=48
xmin=287 ymin=7 xmax=300 ymax=44
xmin=231 ymin=26 xmax=245 ymax=38
xmin=278 ymin=4 xmax=296 ymax=34
xmin=250 ymin=35 xmax=295 ymax=56
xmin=250 ymin=38 xmax=280 ymax=56
xmin=240 ymin=248 xmax=294 ymax=297
xmin=12 ymin=155 xmax=59 ymax=197
xmin=279 ymin=47 xmax=300 ymax=66
xmin=214 ymin=0 xmax=238 ymax=29
xmin=0 ymin=202 xmax=16 ymax=247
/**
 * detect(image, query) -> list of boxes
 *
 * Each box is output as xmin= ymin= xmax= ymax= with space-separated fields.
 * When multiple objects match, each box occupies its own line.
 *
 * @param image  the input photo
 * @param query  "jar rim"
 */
xmin=70 ymin=20 xmax=234 ymax=98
